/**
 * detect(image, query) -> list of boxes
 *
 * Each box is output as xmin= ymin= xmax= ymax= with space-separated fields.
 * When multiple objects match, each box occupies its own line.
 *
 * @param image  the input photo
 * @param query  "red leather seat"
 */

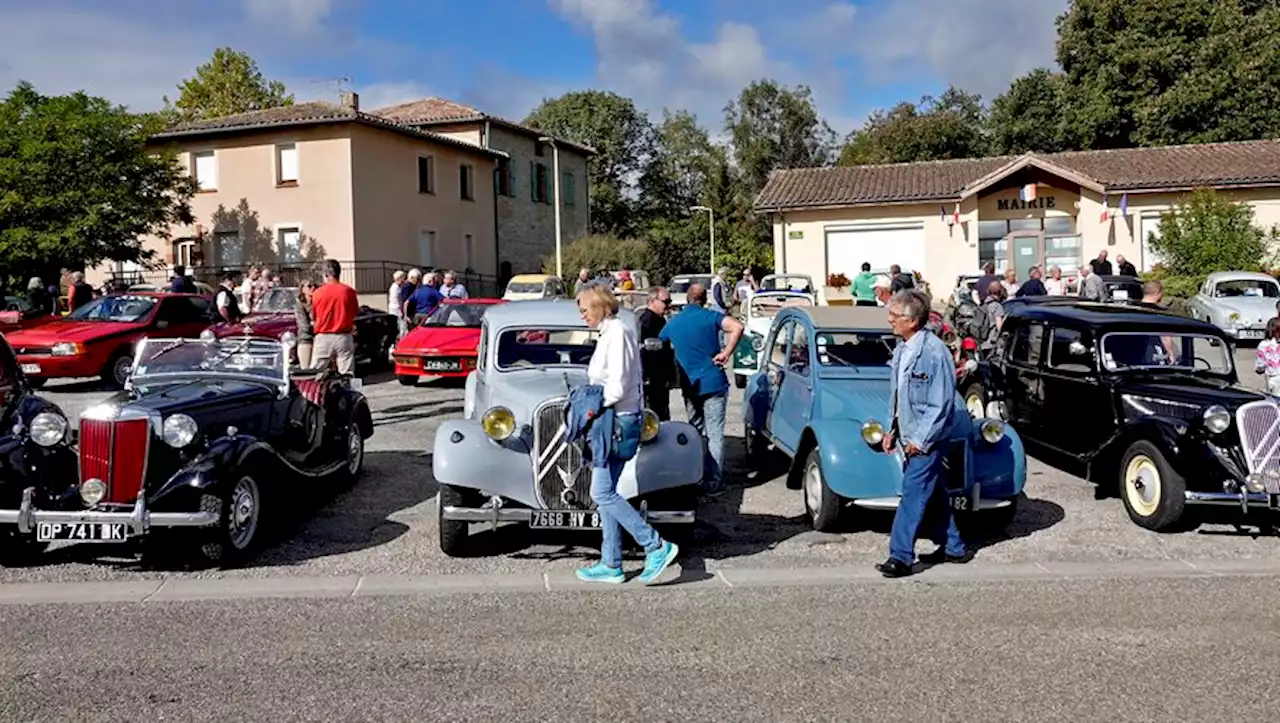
xmin=293 ymin=378 xmax=328 ymax=406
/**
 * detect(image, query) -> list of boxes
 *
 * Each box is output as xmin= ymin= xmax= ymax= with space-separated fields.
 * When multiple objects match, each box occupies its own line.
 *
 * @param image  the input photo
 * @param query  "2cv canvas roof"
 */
xmin=484 ymin=299 xmax=639 ymax=333
xmin=795 ymin=305 xmax=892 ymax=332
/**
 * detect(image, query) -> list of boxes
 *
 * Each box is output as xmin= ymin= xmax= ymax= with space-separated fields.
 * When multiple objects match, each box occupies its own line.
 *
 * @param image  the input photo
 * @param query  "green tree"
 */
xmin=637 ymin=110 xmax=717 ymax=222
xmin=524 ymin=91 xmax=655 ymax=237
xmin=988 ymin=69 xmax=1075 ymax=154
xmin=838 ymin=87 xmax=990 ymax=166
xmin=168 ymin=47 xmax=293 ymax=121
xmin=724 ymin=80 xmax=835 ymax=195
xmin=1147 ymin=189 xmax=1278 ymax=295
xmin=0 ymin=82 xmax=197 ymax=285
xmin=1055 ymin=0 xmax=1280 ymax=148
xmin=541 ymin=234 xmax=651 ymax=277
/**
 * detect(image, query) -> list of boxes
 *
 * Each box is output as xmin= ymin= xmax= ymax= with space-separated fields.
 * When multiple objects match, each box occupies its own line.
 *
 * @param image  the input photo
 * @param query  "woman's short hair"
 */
xmin=577 ymin=284 xmax=619 ymax=317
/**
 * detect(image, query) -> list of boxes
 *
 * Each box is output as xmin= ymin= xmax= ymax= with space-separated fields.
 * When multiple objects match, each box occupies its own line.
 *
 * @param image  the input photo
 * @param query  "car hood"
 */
xmin=7 ymin=319 xmax=142 ymax=344
xmin=745 ymin=316 xmax=775 ymax=336
xmin=92 ymin=377 xmax=278 ymax=418
xmin=210 ymin=313 xmax=294 ymax=338
xmin=1117 ymin=376 xmax=1263 ymax=410
xmin=814 ymin=375 xmax=973 ymax=439
xmin=1210 ymin=297 xmax=1276 ymax=323
xmin=396 ymin=326 xmax=480 ymax=354
xmin=485 ymin=367 xmax=591 ymax=423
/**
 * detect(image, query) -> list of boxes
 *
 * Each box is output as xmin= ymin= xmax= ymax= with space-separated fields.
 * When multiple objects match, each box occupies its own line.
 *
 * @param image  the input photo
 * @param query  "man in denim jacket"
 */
xmin=876 ymin=289 xmax=968 ymax=578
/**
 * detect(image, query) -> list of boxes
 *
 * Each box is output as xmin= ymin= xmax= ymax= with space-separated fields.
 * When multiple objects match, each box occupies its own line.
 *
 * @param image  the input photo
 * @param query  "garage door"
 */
xmin=825 ymin=224 xmax=926 ymax=280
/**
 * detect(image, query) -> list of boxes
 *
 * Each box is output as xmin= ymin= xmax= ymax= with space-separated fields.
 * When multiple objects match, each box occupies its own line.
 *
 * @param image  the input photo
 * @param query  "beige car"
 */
xmin=503 ymin=274 xmax=566 ymax=301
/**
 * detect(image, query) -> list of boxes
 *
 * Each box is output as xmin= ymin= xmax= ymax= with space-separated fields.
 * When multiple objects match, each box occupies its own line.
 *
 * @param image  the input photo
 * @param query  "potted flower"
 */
xmin=825 ymin=272 xmax=853 ymax=305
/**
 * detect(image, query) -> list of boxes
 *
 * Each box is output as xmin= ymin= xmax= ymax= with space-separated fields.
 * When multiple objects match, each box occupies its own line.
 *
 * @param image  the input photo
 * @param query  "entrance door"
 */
xmin=1008 ymin=233 xmax=1042 ymax=282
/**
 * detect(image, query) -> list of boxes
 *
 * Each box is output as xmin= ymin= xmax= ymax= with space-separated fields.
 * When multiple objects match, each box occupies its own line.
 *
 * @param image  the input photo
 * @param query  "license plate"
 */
xmin=20 ymin=363 xmax=40 ymax=374
xmin=424 ymin=359 xmax=461 ymax=372
xmin=1240 ymin=330 xmax=1265 ymax=340
xmin=951 ymin=496 xmax=971 ymax=512
xmin=36 ymin=522 xmax=129 ymax=542
xmin=529 ymin=510 xmax=601 ymax=529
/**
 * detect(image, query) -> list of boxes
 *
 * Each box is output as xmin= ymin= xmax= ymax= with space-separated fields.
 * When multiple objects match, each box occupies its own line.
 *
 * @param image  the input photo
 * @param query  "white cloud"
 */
xmin=243 ymin=0 xmax=335 ymax=35
xmin=352 ymin=81 xmax=436 ymax=112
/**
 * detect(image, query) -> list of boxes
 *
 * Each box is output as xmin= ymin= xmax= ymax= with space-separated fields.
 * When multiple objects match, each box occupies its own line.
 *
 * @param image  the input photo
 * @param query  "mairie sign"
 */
xmin=997 ymin=196 xmax=1056 ymax=211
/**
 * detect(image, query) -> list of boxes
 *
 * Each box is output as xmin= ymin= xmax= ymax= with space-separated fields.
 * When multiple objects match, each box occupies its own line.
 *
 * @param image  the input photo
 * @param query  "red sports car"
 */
xmin=6 ymin=292 xmax=215 ymax=389
xmin=393 ymin=298 xmax=504 ymax=385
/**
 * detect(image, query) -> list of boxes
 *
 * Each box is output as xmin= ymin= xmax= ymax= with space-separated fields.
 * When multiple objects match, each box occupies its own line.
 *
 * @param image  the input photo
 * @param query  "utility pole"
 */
xmin=691 ymin=205 xmax=714 ymax=273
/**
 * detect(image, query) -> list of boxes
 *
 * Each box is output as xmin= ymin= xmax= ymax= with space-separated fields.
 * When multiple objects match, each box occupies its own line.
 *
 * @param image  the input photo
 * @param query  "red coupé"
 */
xmin=6 ymin=292 xmax=215 ymax=388
xmin=393 ymin=298 xmax=504 ymax=385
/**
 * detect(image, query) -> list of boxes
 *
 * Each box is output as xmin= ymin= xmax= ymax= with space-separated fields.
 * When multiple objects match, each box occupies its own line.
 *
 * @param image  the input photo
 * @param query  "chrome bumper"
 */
xmin=853 ymin=497 xmax=1012 ymax=510
xmin=441 ymin=504 xmax=695 ymax=525
xmin=0 ymin=487 xmax=220 ymax=536
xmin=1184 ymin=490 xmax=1275 ymax=510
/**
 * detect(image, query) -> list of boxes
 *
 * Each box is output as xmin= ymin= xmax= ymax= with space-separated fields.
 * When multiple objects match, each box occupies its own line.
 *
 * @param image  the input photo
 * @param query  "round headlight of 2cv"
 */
xmin=1203 ymin=405 xmax=1230 ymax=434
xmin=29 ymin=412 xmax=68 ymax=447
xmin=640 ymin=409 xmax=661 ymax=443
xmin=980 ymin=419 xmax=1006 ymax=444
xmin=481 ymin=406 xmax=516 ymax=441
xmin=162 ymin=414 xmax=198 ymax=448
xmin=861 ymin=419 xmax=885 ymax=445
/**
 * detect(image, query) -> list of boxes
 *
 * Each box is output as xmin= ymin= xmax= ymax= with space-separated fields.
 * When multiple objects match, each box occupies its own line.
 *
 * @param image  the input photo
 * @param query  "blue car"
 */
xmin=742 ymin=306 xmax=1026 ymax=532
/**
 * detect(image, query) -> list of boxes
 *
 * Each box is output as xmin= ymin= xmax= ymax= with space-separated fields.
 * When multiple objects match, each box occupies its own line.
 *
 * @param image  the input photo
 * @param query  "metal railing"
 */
xmin=105 ymin=261 xmax=503 ymax=298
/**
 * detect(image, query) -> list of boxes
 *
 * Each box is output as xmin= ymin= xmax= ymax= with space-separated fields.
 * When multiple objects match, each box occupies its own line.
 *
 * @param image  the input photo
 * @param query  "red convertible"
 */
xmin=393 ymin=298 xmax=504 ymax=385
xmin=6 ymin=292 xmax=215 ymax=388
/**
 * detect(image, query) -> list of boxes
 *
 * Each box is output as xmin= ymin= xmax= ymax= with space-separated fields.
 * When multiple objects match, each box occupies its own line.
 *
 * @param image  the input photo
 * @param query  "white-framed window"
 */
xmin=464 ymin=234 xmax=474 ymax=270
xmin=193 ymin=151 xmax=217 ymax=191
xmin=276 ymin=143 xmax=298 ymax=185
xmin=418 ymin=229 xmax=437 ymax=267
xmin=459 ymin=164 xmax=475 ymax=200
xmin=276 ymin=225 xmax=302 ymax=263
xmin=417 ymin=156 xmax=435 ymax=194
xmin=175 ymin=240 xmax=196 ymax=267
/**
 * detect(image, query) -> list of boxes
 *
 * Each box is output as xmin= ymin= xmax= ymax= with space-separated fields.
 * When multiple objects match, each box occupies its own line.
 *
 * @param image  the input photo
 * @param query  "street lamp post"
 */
xmin=539 ymin=136 xmax=563 ymax=279
xmin=690 ymin=205 xmax=714 ymax=274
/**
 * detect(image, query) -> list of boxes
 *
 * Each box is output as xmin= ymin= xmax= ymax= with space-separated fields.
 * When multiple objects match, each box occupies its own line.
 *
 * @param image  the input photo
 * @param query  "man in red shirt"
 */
xmin=309 ymin=259 xmax=359 ymax=375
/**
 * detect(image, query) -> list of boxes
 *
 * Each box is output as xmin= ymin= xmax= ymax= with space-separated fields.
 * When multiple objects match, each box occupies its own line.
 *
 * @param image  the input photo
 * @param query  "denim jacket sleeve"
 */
xmin=899 ymin=336 xmax=956 ymax=454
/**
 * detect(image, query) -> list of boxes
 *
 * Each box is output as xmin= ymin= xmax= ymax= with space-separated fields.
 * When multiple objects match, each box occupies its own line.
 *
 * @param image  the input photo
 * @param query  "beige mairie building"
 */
xmin=370 ymin=98 xmax=594 ymax=278
xmin=756 ymin=139 xmax=1280 ymax=294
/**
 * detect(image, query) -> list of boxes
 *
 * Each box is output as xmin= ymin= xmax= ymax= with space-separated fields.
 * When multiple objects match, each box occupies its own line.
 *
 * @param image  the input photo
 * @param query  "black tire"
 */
xmin=734 ymin=373 xmax=747 ymax=389
xmin=201 ymin=473 xmax=268 ymax=568
xmin=0 ymin=532 xmax=48 ymax=567
xmin=25 ymin=377 xmax=47 ymax=390
xmin=1119 ymin=440 xmax=1190 ymax=531
xmin=801 ymin=447 xmax=842 ymax=532
xmin=397 ymin=375 xmax=418 ymax=387
xmin=339 ymin=420 xmax=366 ymax=486
xmin=962 ymin=382 xmax=986 ymax=418
xmin=438 ymin=484 xmax=469 ymax=556
xmin=102 ymin=349 xmax=133 ymax=389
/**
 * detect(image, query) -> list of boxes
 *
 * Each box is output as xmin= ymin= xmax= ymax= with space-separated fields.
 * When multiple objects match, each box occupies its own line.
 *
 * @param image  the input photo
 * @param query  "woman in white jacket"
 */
xmin=1255 ymin=318 xmax=1280 ymax=396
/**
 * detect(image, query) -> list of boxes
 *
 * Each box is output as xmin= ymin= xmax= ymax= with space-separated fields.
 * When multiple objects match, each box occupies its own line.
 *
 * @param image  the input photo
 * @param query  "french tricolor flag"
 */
xmin=1019 ymin=184 xmax=1037 ymax=202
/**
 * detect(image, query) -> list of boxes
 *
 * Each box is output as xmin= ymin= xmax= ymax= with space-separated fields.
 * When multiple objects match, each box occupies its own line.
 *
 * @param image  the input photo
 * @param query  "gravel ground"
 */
xmin=3 ymin=344 xmax=1275 ymax=583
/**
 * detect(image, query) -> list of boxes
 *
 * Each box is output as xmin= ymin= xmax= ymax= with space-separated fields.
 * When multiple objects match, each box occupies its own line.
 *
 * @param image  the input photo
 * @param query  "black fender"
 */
xmin=149 ymin=435 xmax=285 ymax=508
xmin=351 ymin=393 xmax=374 ymax=439
xmin=1087 ymin=416 xmax=1232 ymax=484
xmin=0 ymin=396 xmax=79 ymax=502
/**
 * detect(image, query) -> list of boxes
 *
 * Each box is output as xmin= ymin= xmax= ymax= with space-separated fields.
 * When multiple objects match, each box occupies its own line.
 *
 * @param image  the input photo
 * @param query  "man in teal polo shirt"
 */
xmin=659 ymin=283 xmax=745 ymax=495
xmin=851 ymin=262 xmax=878 ymax=301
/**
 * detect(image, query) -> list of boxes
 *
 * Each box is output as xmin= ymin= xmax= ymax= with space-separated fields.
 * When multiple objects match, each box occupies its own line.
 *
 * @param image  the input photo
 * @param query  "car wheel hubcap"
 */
xmin=804 ymin=461 xmax=823 ymax=515
xmin=347 ymin=424 xmax=363 ymax=475
xmin=114 ymin=357 xmax=131 ymax=384
xmin=228 ymin=476 xmax=260 ymax=549
xmin=1125 ymin=455 xmax=1161 ymax=516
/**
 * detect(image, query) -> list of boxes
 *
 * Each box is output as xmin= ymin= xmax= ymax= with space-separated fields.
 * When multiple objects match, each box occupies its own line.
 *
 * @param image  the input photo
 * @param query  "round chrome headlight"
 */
xmin=199 ymin=328 xmax=216 ymax=342
xmin=481 ymin=406 xmax=516 ymax=441
xmin=640 ymin=409 xmax=660 ymax=443
xmin=861 ymin=419 xmax=885 ymax=445
xmin=280 ymin=331 xmax=298 ymax=348
xmin=980 ymin=419 xmax=1006 ymax=444
xmin=985 ymin=401 xmax=1007 ymax=420
xmin=1203 ymin=405 xmax=1230 ymax=434
xmin=751 ymin=335 xmax=764 ymax=352
xmin=80 ymin=479 xmax=106 ymax=506
xmin=162 ymin=413 xmax=198 ymax=448
xmin=29 ymin=412 xmax=68 ymax=447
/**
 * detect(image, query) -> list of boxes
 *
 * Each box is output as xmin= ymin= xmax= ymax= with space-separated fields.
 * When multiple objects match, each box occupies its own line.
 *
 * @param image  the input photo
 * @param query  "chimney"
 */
xmin=340 ymin=91 xmax=359 ymax=111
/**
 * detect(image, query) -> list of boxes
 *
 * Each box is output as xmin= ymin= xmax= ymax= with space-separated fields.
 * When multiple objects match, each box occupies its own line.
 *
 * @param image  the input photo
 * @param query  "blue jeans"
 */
xmin=888 ymin=446 xmax=966 ymax=564
xmin=683 ymin=390 xmax=727 ymax=489
xmin=591 ymin=457 xmax=662 ymax=569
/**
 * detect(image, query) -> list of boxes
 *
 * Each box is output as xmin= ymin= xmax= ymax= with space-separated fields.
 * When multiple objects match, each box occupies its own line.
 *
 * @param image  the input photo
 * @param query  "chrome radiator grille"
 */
xmin=533 ymin=398 xmax=594 ymax=510
xmin=1236 ymin=400 xmax=1280 ymax=492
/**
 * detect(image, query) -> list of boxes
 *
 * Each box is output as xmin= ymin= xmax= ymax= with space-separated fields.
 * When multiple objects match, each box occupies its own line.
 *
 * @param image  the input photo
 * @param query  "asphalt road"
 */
xmin=1 ymin=343 xmax=1275 ymax=585
xmin=2 ymin=575 xmax=1278 ymax=721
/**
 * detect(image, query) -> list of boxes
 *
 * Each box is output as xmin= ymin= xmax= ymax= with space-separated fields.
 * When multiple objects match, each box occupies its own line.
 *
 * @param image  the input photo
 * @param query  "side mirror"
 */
xmin=1068 ymin=341 xmax=1087 ymax=356
xmin=642 ymin=338 xmax=663 ymax=352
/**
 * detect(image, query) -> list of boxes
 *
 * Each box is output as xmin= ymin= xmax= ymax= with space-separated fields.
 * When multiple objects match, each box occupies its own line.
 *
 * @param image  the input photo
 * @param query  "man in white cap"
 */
xmin=873 ymin=276 xmax=893 ymax=306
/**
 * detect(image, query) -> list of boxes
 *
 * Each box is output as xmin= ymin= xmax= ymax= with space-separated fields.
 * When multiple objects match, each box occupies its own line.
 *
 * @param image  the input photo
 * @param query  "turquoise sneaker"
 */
xmin=576 ymin=562 xmax=625 ymax=584
xmin=638 ymin=541 xmax=679 ymax=585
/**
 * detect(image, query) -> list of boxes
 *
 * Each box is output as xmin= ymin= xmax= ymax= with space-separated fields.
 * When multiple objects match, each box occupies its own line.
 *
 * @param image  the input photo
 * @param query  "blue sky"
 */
xmin=0 ymin=0 xmax=1067 ymax=135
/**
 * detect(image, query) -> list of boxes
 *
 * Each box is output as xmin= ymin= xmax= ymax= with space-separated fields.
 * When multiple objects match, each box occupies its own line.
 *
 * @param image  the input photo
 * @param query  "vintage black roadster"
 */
xmin=0 ymin=333 xmax=80 ymax=563
xmin=977 ymin=301 xmax=1277 ymax=531
xmin=0 ymin=332 xmax=374 ymax=567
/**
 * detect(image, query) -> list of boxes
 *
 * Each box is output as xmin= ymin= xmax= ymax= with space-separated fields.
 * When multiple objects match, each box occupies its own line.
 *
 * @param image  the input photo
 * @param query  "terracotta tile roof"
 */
xmin=755 ymin=138 xmax=1280 ymax=210
xmin=369 ymin=97 xmax=597 ymax=156
xmin=149 ymin=101 xmax=507 ymax=159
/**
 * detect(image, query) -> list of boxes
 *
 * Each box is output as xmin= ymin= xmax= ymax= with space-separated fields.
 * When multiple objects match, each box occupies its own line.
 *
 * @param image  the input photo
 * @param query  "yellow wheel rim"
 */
xmin=1124 ymin=455 xmax=1161 ymax=517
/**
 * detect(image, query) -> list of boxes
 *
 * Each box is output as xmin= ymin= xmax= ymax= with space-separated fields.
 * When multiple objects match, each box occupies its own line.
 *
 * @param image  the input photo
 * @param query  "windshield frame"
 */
xmin=814 ymin=328 xmax=899 ymax=372
xmin=1211 ymin=278 xmax=1280 ymax=299
xmin=492 ymin=325 xmax=598 ymax=372
xmin=505 ymin=281 xmax=547 ymax=295
xmin=67 ymin=294 xmax=159 ymax=323
xmin=130 ymin=336 xmax=292 ymax=394
xmin=1098 ymin=330 xmax=1235 ymax=377
xmin=421 ymin=302 xmax=492 ymax=328
xmin=254 ymin=287 xmax=299 ymax=314
xmin=749 ymin=293 xmax=814 ymax=320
